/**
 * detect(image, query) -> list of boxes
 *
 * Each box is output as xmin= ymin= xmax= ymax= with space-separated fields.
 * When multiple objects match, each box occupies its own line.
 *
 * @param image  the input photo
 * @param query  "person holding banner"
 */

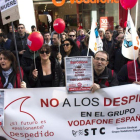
xmin=117 ymin=49 xmax=140 ymax=85
xmin=0 ymin=50 xmax=26 ymax=88
xmin=29 ymin=44 xmax=64 ymax=87
xmin=90 ymin=51 xmax=118 ymax=92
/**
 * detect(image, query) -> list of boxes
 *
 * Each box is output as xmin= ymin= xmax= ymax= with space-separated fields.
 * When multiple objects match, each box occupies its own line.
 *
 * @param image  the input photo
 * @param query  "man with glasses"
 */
xmin=10 ymin=24 xmax=29 ymax=63
xmin=90 ymin=51 xmax=118 ymax=92
xmin=68 ymin=31 xmax=76 ymax=41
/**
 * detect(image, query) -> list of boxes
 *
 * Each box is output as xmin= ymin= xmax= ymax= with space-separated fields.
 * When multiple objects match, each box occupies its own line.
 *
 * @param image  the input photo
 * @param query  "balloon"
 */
xmin=53 ymin=18 xmax=65 ymax=33
xmin=120 ymin=0 xmax=138 ymax=10
xmin=27 ymin=32 xmax=44 ymax=51
xmin=124 ymin=21 xmax=127 ymax=28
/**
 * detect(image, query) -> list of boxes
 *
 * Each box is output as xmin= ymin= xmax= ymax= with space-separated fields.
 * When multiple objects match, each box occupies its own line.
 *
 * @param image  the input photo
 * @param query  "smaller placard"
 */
xmin=65 ymin=56 xmax=93 ymax=93
xmin=0 ymin=0 xmax=20 ymax=25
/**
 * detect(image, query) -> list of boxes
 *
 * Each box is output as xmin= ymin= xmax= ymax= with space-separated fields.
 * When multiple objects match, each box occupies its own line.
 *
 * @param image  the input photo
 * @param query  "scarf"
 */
xmin=2 ymin=67 xmax=13 ymax=89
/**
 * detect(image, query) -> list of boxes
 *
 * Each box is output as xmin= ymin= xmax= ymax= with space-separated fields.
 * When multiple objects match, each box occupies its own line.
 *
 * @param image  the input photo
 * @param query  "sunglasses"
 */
xmin=40 ymin=50 xmax=50 ymax=54
xmin=63 ymin=43 xmax=70 ymax=47
xmin=69 ymin=35 xmax=75 ymax=37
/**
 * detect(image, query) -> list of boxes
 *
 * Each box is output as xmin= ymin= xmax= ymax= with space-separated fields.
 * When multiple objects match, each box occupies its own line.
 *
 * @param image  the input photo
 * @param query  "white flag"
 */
xmin=122 ymin=10 xmax=140 ymax=60
xmin=88 ymin=19 xmax=103 ymax=54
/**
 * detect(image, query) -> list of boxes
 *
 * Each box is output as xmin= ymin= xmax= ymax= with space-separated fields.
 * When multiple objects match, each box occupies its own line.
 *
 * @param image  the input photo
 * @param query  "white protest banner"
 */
xmin=0 ymin=91 xmax=4 ymax=126
xmin=65 ymin=56 xmax=93 ymax=93
xmin=0 ymin=84 xmax=140 ymax=140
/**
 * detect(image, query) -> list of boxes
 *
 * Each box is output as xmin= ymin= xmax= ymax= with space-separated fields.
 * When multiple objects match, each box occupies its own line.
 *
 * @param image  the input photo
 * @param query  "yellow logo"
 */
xmin=94 ymin=43 xmax=97 ymax=51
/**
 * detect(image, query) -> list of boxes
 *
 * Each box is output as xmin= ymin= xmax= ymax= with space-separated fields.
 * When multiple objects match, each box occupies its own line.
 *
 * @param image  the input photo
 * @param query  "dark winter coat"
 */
xmin=94 ymin=67 xmax=119 ymax=88
xmin=21 ymin=49 xmax=39 ymax=76
xmin=102 ymin=38 xmax=116 ymax=69
xmin=10 ymin=33 xmax=29 ymax=63
xmin=29 ymin=56 xmax=64 ymax=87
xmin=114 ymin=44 xmax=129 ymax=74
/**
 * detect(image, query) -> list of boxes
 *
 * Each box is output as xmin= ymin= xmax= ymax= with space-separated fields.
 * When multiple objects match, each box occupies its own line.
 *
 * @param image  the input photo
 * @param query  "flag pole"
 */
xmin=128 ymin=9 xmax=138 ymax=82
xmin=34 ymin=51 xmax=36 ymax=70
xmin=87 ymin=45 xmax=89 ymax=56
xmin=59 ymin=34 xmax=60 ymax=53
xmin=11 ymin=22 xmax=23 ymax=81
xmin=135 ymin=1 xmax=138 ymax=28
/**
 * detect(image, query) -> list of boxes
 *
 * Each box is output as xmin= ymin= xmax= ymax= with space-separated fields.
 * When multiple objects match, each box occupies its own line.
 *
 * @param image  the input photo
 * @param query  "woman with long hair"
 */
xmin=60 ymin=38 xmax=80 ymax=70
xmin=0 ymin=50 xmax=26 ymax=88
xmin=29 ymin=44 xmax=64 ymax=87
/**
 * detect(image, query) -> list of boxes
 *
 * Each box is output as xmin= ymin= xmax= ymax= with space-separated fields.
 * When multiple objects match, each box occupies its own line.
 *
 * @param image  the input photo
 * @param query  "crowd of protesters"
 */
xmin=0 ymin=23 xmax=140 ymax=91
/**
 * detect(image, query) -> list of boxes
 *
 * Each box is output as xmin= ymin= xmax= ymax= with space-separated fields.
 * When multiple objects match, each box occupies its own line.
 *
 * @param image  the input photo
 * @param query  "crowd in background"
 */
xmin=0 ymin=23 xmax=140 ymax=89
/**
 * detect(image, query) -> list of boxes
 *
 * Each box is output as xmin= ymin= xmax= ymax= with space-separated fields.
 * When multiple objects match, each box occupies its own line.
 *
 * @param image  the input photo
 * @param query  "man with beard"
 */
xmin=10 ymin=24 xmax=29 ymax=63
xmin=114 ymin=33 xmax=129 ymax=74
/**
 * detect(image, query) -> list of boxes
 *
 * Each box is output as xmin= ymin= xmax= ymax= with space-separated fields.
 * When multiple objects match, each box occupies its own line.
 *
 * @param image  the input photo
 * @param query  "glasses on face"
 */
xmin=95 ymin=57 xmax=107 ymax=62
xmin=40 ymin=50 xmax=50 ymax=54
xmin=63 ymin=43 xmax=70 ymax=47
xmin=69 ymin=35 xmax=75 ymax=37
xmin=18 ymin=27 xmax=24 ymax=29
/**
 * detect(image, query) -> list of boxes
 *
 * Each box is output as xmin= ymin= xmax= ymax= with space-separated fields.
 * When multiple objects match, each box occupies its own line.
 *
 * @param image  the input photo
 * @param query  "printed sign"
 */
xmin=0 ymin=0 xmax=17 ymax=12
xmin=0 ymin=0 xmax=20 ymax=25
xmin=100 ymin=17 xmax=114 ymax=31
xmin=0 ymin=91 xmax=4 ymax=126
xmin=0 ymin=84 xmax=140 ymax=140
xmin=65 ymin=56 xmax=93 ymax=93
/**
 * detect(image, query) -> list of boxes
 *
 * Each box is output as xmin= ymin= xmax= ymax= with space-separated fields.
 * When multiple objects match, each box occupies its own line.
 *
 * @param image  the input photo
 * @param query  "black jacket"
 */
xmin=94 ymin=67 xmax=119 ymax=88
xmin=10 ymin=33 xmax=29 ymax=63
xmin=114 ymin=44 xmax=129 ymax=74
xmin=102 ymin=38 xmax=116 ymax=69
xmin=61 ymin=49 xmax=80 ymax=69
xmin=29 ymin=56 xmax=64 ymax=87
xmin=7 ymin=32 xmax=18 ymax=40
xmin=21 ymin=49 xmax=39 ymax=76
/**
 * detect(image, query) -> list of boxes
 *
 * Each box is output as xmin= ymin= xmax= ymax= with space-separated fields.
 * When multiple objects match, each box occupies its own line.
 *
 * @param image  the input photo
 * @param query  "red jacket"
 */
xmin=0 ymin=68 xmax=24 ymax=88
